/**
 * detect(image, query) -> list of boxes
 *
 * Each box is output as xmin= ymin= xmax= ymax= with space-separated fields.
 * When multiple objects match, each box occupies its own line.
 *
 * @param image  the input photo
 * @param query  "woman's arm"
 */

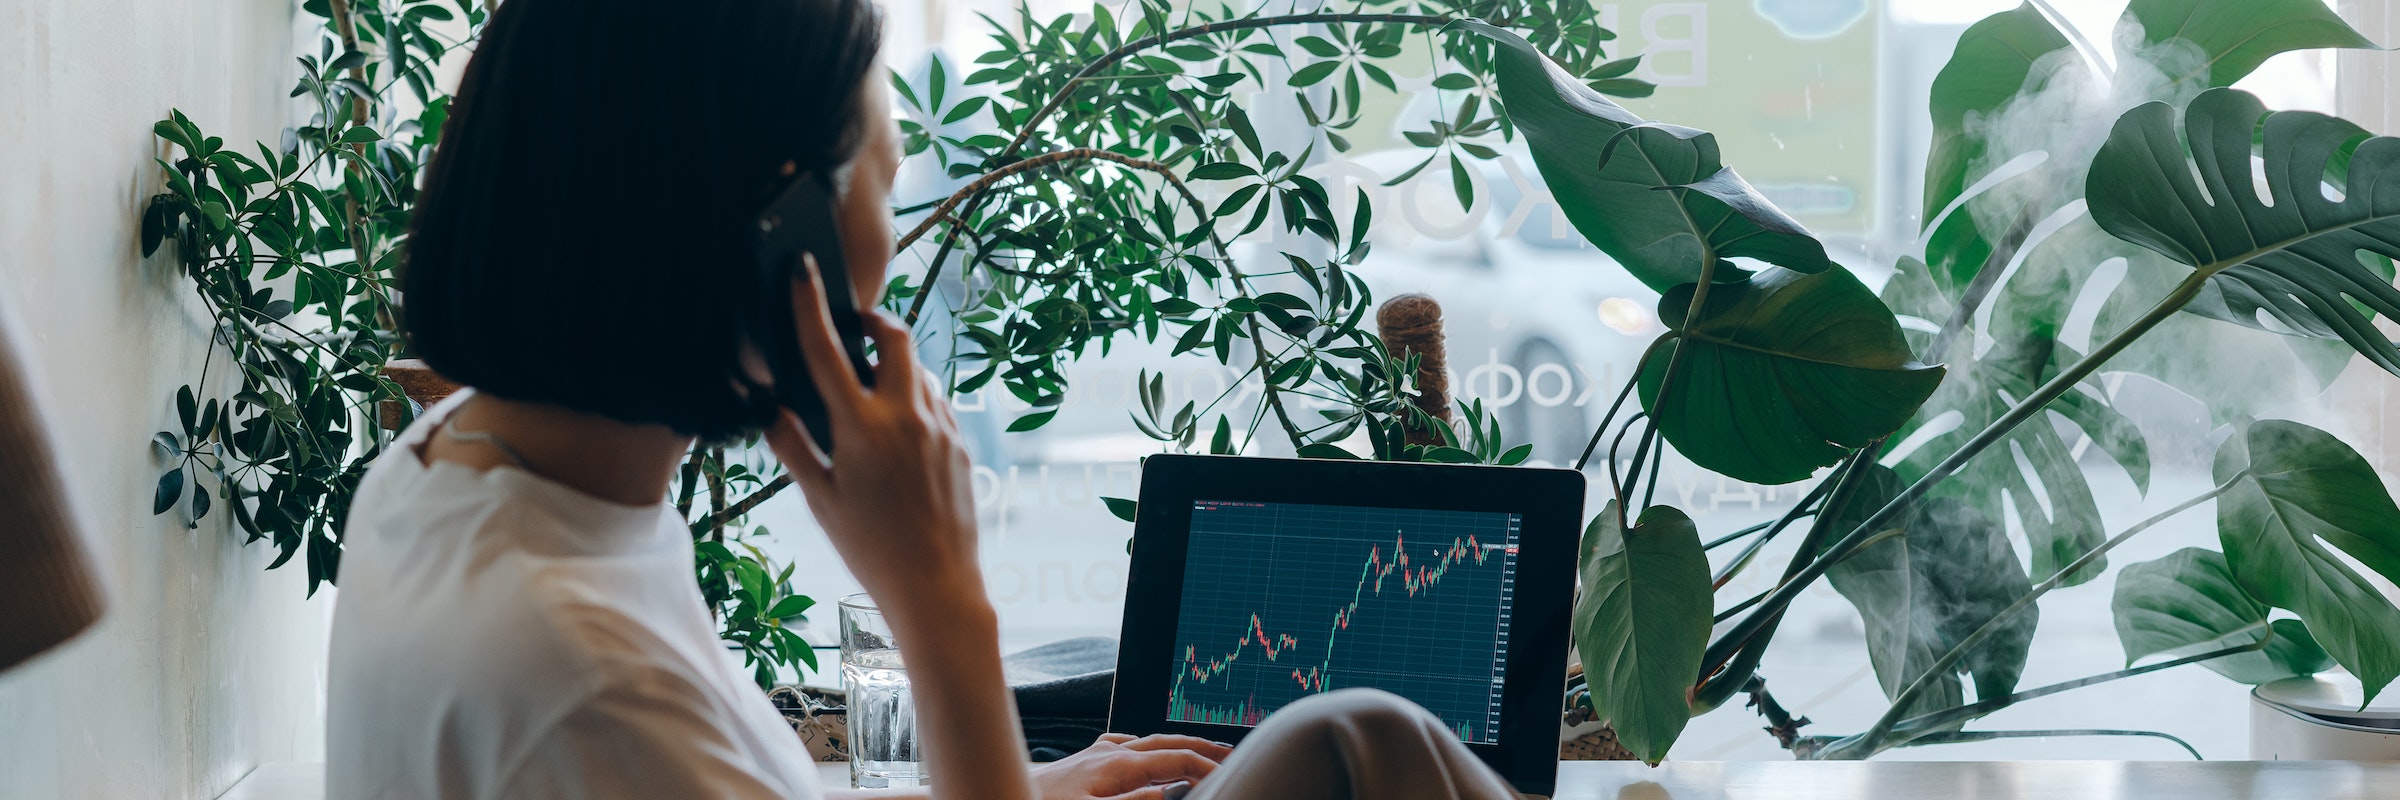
xmin=768 ymin=261 xmax=1035 ymax=800
xmin=877 ymin=583 xmax=1032 ymax=799
xmin=773 ymin=262 xmax=1228 ymax=800
xmin=827 ymin=733 xmax=1235 ymax=800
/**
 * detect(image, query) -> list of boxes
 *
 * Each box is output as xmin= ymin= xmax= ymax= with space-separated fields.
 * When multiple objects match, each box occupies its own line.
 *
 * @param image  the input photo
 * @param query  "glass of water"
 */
xmin=841 ymin=593 xmax=924 ymax=788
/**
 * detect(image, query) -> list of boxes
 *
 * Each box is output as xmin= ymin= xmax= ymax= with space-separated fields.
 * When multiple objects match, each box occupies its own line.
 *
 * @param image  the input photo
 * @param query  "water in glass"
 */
xmin=841 ymin=593 xmax=925 ymax=789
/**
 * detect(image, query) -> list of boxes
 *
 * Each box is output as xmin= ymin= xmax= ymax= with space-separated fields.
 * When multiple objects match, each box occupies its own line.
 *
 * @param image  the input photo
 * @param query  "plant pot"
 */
xmin=1559 ymin=723 xmax=1637 ymax=760
xmin=2251 ymin=674 xmax=2400 ymax=760
xmin=377 ymin=358 xmax=462 ymax=430
xmin=1559 ymin=662 xmax=1638 ymax=760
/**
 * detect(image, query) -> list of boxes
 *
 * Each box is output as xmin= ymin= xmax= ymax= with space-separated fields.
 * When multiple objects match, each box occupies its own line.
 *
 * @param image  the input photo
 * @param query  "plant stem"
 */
xmin=1691 ymin=451 xmax=1881 ymax=703
xmin=1623 ymin=249 xmax=1720 ymax=509
xmin=1711 ymin=478 xmax=1833 ymax=589
xmin=703 ymin=474 xmax=793 ymax=533
xmin=706 ymin=447 xmax=729 ymax=544
xmin=1882 ymin=639 xmax=2267 ymax=742
xmin=1698 ymin=606 xmax=1793 ymax=707
xmin=1691 ymin=619 xmax=1772 ymax=714
xmin=1890 ymin=729 xmax=2201 ymax=759
xmin=1140 ymin=175 xmax=1304 ymax=448
xmin=1707 ymin=268 xmax=2212 ymax=684
xmin=1221 ymin=263 xmax=1310 ymax=449
xmin=1713 ymin=588 xmax=1768 ymax=623
xmin=1743 ymin=674 xmax=1812 ymax=748
xmin=675 ymin=449 xmax=703 ymax=520
xmin=323 ymin=0 xmax=399 ymax=334
xmin=196 ymin=286 xmax=371 ymax=377
xmin=1619 ymin=423 xmax=1656 ymax=507
xmin=1641 ymin=429 xmax=1666 ymax=508
xmin=1573 ymin=344 xmax=1653 ymax=472
xmin=325 ymin=0 xmax=372 ymax=130
xmin=1604 ymin=413 xmax=1649 ymax=521
xmin=1835 ymin=472 xmax=2240 ymax=757
xmin=1703 ymin=518 xmax=1779 ymax=551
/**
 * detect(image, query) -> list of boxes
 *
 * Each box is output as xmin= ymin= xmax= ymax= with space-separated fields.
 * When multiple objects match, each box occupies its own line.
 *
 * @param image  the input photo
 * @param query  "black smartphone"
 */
xmin=753 ymin=169 xmax=874 ymax=453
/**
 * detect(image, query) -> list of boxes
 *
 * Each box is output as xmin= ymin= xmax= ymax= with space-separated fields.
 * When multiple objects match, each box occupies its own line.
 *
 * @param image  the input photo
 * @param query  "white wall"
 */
xmin=0 ymin=2 xmax=330 ymax=798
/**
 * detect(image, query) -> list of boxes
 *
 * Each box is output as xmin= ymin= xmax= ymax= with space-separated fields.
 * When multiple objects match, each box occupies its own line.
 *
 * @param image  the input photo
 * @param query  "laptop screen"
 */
xmin=1163 ymin=499 xmax=1525 ymax=745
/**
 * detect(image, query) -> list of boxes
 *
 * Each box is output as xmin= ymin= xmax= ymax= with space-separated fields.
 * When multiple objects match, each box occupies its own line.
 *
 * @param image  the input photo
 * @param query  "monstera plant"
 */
xmin=1514 ymin=0 xmax=2400 ymax=762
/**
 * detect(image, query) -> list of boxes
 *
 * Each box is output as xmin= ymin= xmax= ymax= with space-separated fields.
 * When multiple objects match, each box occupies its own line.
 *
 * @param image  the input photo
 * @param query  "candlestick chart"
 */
xmin=1165 ymin=500 xmax=1520 ymax=745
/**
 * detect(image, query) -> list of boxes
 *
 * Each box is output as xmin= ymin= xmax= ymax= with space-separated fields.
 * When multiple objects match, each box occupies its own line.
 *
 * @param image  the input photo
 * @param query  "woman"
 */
xmin=325 ymin=1 xmax=1520 ymax=798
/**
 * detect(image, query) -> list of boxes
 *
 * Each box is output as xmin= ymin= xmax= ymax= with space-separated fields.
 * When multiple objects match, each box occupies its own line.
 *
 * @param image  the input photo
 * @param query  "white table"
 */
xmin=219 ymin=760 xmax=2400 ymax=799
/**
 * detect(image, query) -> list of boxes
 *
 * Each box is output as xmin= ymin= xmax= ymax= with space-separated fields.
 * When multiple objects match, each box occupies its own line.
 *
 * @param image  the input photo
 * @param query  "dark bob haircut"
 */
xmin=403 ymin=0 xmax=883 ymax=441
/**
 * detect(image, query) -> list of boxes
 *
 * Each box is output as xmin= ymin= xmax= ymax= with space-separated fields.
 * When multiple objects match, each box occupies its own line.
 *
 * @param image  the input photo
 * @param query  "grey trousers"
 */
xmin=1189 ymin=689 xmax=1519 ymax=800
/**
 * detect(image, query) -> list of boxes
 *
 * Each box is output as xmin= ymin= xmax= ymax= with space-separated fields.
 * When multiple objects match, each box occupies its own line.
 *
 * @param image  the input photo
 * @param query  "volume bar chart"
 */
xmin=1165 ymin=500 xmax=1520 ymax=745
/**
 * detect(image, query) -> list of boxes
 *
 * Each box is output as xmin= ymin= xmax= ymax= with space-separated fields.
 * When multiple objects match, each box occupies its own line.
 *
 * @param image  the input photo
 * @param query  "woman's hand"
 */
xmin=766 ymin=254 xmax=982 ymax=617
xmin=770 ymin=256 xmax=1036 ymax=800
xmin=1031 ymin=734 xmax=1233 ymax=800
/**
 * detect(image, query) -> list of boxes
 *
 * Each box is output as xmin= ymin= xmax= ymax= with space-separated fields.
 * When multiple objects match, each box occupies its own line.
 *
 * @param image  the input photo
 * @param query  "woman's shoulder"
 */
xmin=325 ymin=500 xmax=731 ymax=779
xmin=332 ymin=405 xmax=708 ymax=708
xmin=325 ymin=538 xmax=802 ymax=799
xmin=337 ymin=508 xmax=709 ymax=680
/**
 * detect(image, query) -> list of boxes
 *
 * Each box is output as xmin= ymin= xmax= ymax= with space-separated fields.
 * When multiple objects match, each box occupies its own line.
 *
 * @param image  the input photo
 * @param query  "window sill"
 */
xmin=217 ymin=759 xmax=2400 ymax=799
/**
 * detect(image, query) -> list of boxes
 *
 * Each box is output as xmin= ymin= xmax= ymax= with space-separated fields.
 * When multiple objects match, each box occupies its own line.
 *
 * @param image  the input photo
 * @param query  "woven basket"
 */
xmin=771 ymin=685 xmax=852 ymax=762
xmin=1558 ymin=662 xmax=1638 ymax=760
xmin=1560 ymin=725 xmax=1637 ymax=760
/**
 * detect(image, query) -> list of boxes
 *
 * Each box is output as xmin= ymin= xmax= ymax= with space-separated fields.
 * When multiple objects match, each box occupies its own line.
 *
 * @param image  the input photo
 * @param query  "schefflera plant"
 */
xmin=1487 ymin=0 xmax=2400 ymax=764
xmin=139 ymin=0 xmax=820 ymax=688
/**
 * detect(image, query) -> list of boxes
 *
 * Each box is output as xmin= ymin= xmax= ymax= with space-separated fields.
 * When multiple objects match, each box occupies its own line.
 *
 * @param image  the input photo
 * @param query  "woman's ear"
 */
xmin=833 ymin=74 xmax=901 ymax=311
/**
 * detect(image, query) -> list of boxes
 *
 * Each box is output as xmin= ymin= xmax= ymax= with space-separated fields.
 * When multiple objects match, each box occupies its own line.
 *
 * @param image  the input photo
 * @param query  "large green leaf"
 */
xmin=2117 ymin=0 xmax=2377 ymax=92
xmin=2040 ymin=0 xmax=2391 ymax=377
xmin=1919 ymin=0 xmax=2377 ymax=304
xmin=1918 ymin=3 xmax=2091 ymax=295
xmin=2080 ymin=88 xmax=2392 ymax=408
xmin=2098 ymin=292 xmax=2365 ymax=420
xmin=1893 ymin=331 xmax=2144 ymax=587
xmin=1888 ymin=258 xmax=2151 ymax=587
xmin=2089 ymin=88 xmax=2400 ymax=374
xmin=1638 ymin=267 xmax=1944 ymax=485
xmin=2050 ymin=209 xmax=2369 ymax=421
xmin=1575 ymin=501 xmax=1711 ymax=765
xmin=2215 ymin=419 xmax=2400 ymax=703
xmin=2112 ymin=547 xmax=2333 ymax=684
xmin=1922 ymin=4 xmax=2076 ymax=227
xmin=1458 ymin=20 xmax=1830 ymax=294
xmin=1822 ymin=473 xmax=2038 ymax=721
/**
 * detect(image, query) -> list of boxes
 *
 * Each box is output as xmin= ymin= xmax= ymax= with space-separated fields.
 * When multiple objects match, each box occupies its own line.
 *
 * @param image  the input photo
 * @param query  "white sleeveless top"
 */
xmin=326 ymin=391 xmax=821 ymax=799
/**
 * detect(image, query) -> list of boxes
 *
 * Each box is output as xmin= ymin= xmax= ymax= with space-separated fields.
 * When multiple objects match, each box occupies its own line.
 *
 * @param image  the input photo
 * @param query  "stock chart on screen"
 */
xmin=1165 ymin=500 xmax=1521 ymax=744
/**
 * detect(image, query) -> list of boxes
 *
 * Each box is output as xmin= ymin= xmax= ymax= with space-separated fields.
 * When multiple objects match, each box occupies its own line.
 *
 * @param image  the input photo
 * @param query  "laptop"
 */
xmin=1107 ymin=454 xmax=1586 ymax=795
